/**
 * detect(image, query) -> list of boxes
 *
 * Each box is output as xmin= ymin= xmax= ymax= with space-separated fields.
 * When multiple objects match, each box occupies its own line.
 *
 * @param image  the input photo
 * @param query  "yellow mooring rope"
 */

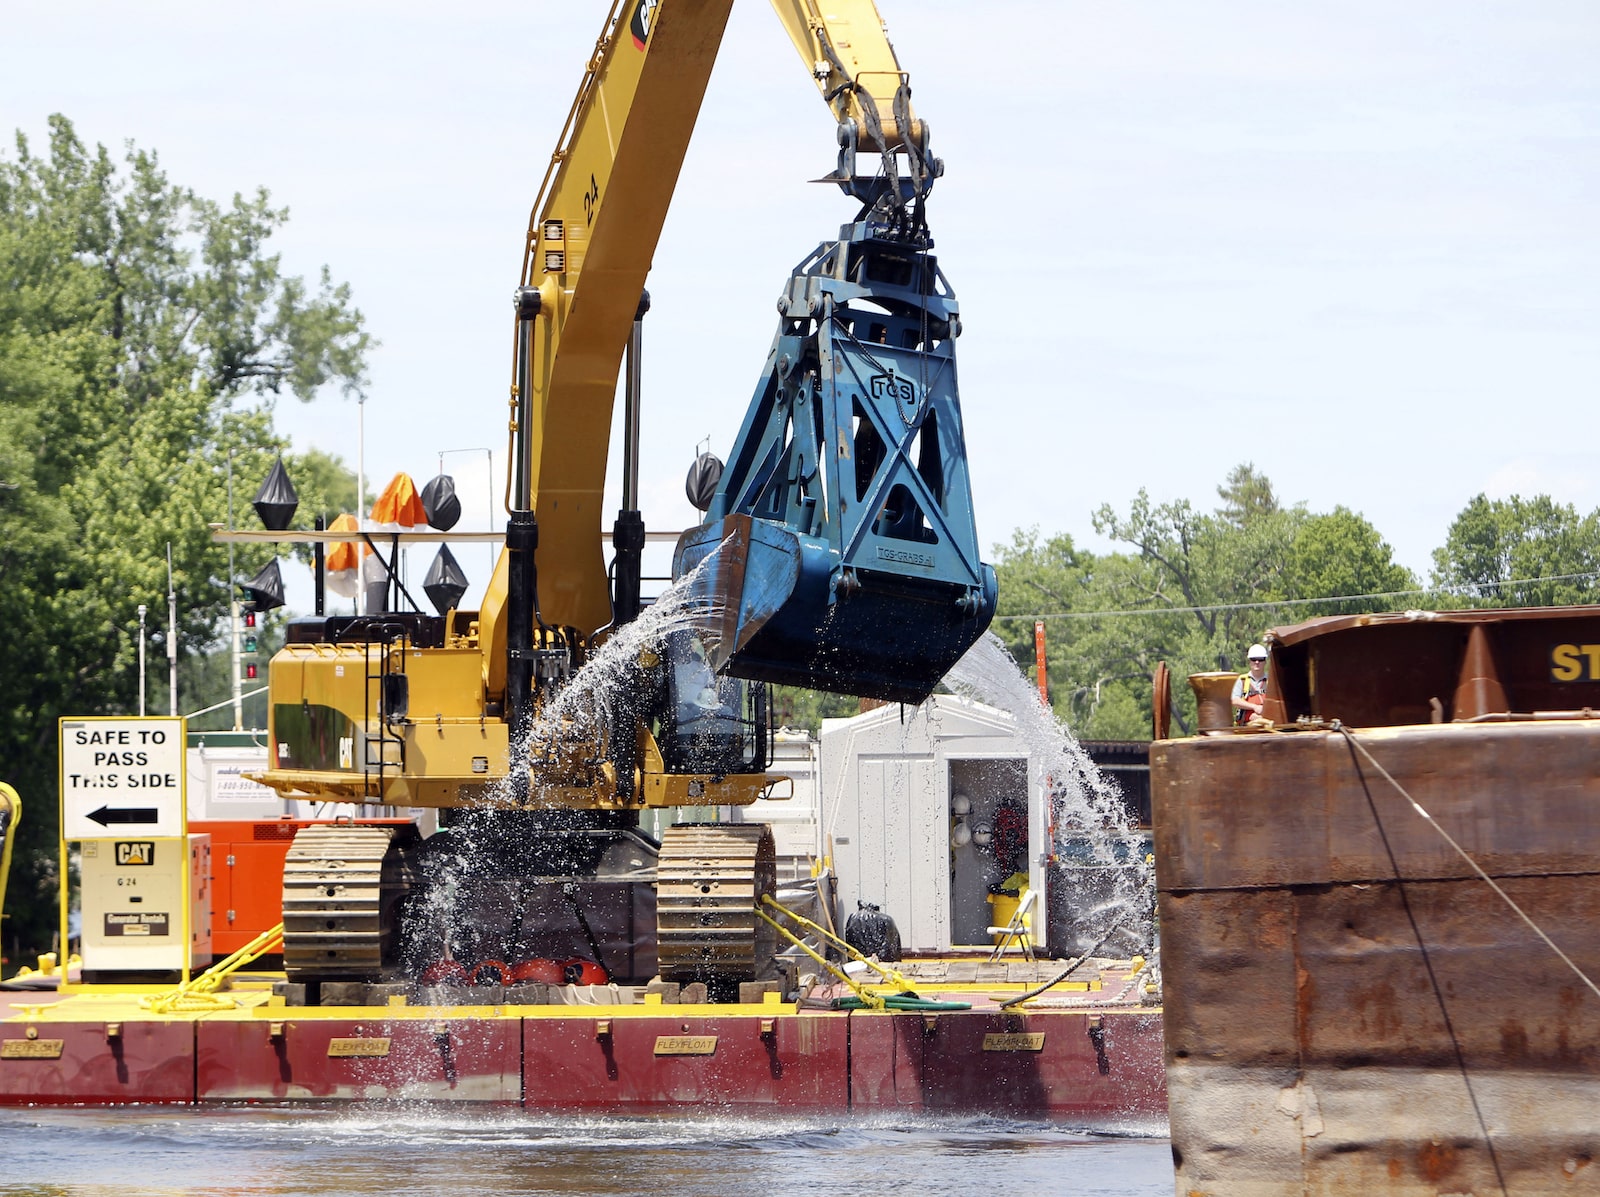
xmin=139 ymin=923 xmax=285 ymax=1014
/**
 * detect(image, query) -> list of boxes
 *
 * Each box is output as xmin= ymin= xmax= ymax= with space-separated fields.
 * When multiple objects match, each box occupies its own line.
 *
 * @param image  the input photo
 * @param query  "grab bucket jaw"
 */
xmin=675 ymin=513 xmax=997 ymax=706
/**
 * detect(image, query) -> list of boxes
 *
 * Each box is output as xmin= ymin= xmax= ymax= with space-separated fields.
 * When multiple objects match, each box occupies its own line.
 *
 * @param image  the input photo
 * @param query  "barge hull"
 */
xmin=2 ymin=1002 xmax=1164 ymax=1123
xmin=1153 ymin=724 xmax=1600 ymax=1196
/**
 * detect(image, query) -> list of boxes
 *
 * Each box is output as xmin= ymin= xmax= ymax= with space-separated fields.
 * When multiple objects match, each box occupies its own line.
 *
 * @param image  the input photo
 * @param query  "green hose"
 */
xmin=831 ymin=994 xmax=971 ymax=1011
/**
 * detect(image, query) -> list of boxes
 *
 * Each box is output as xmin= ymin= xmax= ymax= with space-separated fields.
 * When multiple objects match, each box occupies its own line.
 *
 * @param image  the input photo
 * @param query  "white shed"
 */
xmin=819 ymin=696 xmax=1046 ymax=954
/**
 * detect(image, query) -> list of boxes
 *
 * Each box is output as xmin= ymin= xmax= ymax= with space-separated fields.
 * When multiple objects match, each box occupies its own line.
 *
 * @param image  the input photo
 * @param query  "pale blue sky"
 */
xmin=6 ymin=1 xmax=1597 ymax=609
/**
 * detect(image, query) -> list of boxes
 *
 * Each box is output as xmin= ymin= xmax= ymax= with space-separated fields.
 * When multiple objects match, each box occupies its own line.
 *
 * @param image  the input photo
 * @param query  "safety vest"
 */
xmin=1234 ymin=672 xmax=1267 ymax=725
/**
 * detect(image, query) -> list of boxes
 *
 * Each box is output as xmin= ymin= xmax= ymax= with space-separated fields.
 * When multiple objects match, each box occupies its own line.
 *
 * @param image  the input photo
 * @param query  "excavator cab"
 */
xmin=656 ymin=629 xmax=770 ymax=775
xmin=675 ymin=221 xmax=996 ymax=704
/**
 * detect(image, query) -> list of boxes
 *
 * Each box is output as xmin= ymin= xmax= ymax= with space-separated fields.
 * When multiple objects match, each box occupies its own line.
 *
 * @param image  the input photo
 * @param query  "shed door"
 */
xmin=948 ymin=758 xmax=1029 ymax=947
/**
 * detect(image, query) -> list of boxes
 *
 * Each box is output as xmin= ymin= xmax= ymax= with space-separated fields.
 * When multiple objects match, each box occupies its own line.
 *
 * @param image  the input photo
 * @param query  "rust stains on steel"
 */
xmin=1155 ymin=605 xmax=1600 ymax=1196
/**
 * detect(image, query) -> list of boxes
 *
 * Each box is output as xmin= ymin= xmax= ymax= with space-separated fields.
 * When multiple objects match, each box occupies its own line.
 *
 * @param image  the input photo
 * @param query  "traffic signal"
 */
xmin=241 ymin=601 xmax=260 ymax=679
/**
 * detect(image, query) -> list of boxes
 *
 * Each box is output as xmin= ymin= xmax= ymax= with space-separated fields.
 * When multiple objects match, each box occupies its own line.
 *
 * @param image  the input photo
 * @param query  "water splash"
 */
xmin=523 ymin=556 xmax=728 ymax=768
xmin=398 ymin=547 xmax=736 ymax=977
xmin=944 ymin=632 xmax=1155 ymax=958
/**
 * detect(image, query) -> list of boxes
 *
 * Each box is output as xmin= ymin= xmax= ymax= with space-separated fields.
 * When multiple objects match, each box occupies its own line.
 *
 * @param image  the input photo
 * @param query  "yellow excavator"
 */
xmin=239 ymin=0 xmax=995 ymax=999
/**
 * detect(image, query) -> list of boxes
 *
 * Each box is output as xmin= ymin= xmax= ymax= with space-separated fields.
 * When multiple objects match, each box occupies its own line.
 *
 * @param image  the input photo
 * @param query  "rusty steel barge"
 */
xmin=1153 ymin=606 xmax=1600 ymax=1195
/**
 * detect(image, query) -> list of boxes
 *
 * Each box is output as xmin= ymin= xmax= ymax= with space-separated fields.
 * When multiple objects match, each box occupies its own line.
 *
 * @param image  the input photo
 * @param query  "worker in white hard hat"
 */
xmin=1232 ymin=644 xmax=1270 ymax=726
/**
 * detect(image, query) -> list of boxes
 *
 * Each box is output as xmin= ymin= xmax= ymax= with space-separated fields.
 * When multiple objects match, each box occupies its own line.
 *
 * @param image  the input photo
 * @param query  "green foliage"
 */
xmin=1431 ymin=494 xmax=1600 ymax=606
xmin=0 ymin=116 xmax=370 ymax=963
xmin=292 ymin=447 xmax=363 ymax=525
xmin=770 ymin=686 xmax=859 ymax=734
xmin=992 ymin=465 xmax=1416 ymax=738
xmin=1282 ymin=507 xmax=1416 ymax=610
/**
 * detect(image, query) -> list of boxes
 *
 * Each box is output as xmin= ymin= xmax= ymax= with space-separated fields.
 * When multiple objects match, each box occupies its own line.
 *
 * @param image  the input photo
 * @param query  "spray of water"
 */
xmin=517 ymin=564 xmax=727 ymax=781
xmin=944 ymin=632 xmax=1155 ymax=958
xmin=399 ymin=545 xmax=734 ymax=978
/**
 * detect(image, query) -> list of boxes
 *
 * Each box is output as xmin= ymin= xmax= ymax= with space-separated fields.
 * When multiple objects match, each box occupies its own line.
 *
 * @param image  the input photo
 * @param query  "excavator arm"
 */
xmin=768 ymin=0 xmax=940 ymax=204
xmin=487 ymin=0 xmax=967 ymax=725
xmin=485 ymin=0 xmax=737 ymax=674
xmin=491 ymin=0 xmax=932 ymax=652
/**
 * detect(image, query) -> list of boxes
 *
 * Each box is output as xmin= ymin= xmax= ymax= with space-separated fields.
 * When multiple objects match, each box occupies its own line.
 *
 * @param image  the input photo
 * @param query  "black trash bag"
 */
xmin=421 ymin=473 xmax=461 ymax=531
xmin=423 ymin=544 xmax=469 ymax=614
xmin=843 ymin=901 xmax=902 ymax=962
xmin=684 ymin=452 xmax=724 ymax=512
xmin=241 ymin=558 xmax=286 ymax=612
xmin=252 ymin=457 xmax=299 ymax=531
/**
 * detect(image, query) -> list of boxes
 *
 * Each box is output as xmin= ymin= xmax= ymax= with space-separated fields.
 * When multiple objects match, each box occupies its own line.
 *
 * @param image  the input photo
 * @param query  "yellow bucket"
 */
xmin=987 ymin=891 xmax=1026 ymax=945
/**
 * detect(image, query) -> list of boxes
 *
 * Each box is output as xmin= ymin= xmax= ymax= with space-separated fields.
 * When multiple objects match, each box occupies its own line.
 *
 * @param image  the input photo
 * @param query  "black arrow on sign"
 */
xmin=87 ymin=805 xmax=159 ymax=827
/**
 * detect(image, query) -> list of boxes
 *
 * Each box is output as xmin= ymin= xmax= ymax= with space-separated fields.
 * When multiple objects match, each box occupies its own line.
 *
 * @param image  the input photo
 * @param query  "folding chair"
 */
xmin=987 ymin=887 xmax=1037 ymax=962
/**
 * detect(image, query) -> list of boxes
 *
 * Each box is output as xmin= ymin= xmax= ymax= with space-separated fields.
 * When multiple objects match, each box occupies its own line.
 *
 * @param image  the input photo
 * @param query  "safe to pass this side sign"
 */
xmin=60 ymin=716 xmax=186 ymax=840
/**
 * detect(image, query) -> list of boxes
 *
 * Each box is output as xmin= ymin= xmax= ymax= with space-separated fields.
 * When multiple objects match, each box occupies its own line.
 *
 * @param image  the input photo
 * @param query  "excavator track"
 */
xmin=656 ymin=824 xmax=777 ymax=990
xmin=282 ymin=823 xmax=418 ymax=982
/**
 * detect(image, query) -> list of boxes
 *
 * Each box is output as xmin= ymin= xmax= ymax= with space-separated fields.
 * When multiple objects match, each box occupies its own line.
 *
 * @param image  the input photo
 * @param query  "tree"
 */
xmin=1431 ymin=494 xmax=1600 ymax=607
xmin=1281 ymin=507 xmax=1417 ymax=614
xmin=987 ymin=529 xmax=1154 ymax=739
xmin=0 ymin=116 xmax=372 ymax=962
xmin=769 ymin=686 xmax=859 ymax=734
xmin=1086 ymin=465 xmax=1306 ymax=721
xmin=989 ymin=467 xmax=1415 ymax=740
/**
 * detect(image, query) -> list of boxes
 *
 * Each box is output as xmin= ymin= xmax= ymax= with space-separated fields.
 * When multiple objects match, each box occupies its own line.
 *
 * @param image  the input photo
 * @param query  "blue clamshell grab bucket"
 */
xmin=674 ymin=221 xmax=996 ymax=704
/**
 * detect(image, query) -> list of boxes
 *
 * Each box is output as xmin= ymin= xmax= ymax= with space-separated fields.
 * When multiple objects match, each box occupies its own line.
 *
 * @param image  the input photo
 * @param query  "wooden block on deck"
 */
xmin=644 ymin=979 xmax=681 ymax=1004
xmin=364 ymin=982 xmax=410 ymax=1006
xmin=321 ymin=981 xmax=369 ymax=1007
xmin=739 ymin=980 xmax=783 ymax=1004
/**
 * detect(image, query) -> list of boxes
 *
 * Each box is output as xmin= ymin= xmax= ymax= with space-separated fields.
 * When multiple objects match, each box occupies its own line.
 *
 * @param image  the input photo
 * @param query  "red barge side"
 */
xmin=1 ymin=967 xmax=1165 ymax=1125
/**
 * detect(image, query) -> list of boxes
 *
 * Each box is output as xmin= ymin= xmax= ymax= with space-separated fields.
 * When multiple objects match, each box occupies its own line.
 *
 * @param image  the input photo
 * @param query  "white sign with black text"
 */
xmin=60 ymin=716 xmax=187 ymax=840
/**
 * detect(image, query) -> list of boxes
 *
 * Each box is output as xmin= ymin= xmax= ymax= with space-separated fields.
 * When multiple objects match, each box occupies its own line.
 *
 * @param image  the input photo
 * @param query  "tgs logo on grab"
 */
xmin=870 ymin=370 xmax=919 ymax=416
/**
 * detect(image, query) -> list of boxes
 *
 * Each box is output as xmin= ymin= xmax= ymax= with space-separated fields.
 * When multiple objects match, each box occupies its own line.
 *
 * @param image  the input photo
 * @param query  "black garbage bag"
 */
xmin=843 ymin=901 xmax=902 ymax=962
xmin=421 ymin=473 xmax=461 ymax=531
xmin=423 ymin=544 xmax=469 ymax=614
xmin=241 ymin=558 xmax=286 ymax=612
xmin=252 ymin=457 xmax=299 ymax=531
xmin=684 ymin=452 xmax=723 ymax=512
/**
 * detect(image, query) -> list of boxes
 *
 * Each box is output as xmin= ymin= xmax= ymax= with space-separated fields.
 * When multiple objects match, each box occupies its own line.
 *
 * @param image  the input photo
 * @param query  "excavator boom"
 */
xmin=494 ymin=0 xmax=737 ymax=643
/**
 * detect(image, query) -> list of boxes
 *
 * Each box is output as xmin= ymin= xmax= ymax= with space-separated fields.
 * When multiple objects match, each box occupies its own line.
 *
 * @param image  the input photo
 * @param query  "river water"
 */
xmin=0 ymin=1107 xmax=1174 ymax=1196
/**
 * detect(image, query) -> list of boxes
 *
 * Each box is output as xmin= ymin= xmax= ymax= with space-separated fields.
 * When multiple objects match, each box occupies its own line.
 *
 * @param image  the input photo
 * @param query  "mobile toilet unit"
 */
xmin=819 ymin=696 xmax=1047 ymax=954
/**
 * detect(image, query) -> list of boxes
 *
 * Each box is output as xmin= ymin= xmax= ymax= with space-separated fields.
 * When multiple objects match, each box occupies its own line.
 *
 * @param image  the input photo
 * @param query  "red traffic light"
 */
xmin=243 ymin=610 xmax=257 ymax=628
xmin=245 ymin=663 xmax=259 ymax=680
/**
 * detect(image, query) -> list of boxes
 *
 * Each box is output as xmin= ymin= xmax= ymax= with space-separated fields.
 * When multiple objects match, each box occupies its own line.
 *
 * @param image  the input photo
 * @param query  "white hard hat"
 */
xmin=1248 ymin=644 xmax=1268 ymax=660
